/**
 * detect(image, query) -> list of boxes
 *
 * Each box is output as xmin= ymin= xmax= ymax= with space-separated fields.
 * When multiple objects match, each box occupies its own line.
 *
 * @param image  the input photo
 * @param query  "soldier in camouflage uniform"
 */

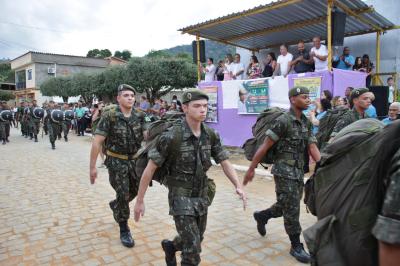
xmin=90 ymin=84 xmax=145 ymax=248
xmin=17 ymin=102 xmax=26 ymax=136
xmin=25 ymin=101 xmax=34 ymax=139
xmin=61 ymin=103 xmax=72 ymax=142
xmin=372 ymin=146 xmax=400 ymax=265
xmin=243 ymin=87 xmax=321 ymax=264
xmin=134 ymin=89 xmax=246 ymax=266
xmin=330 ymin=87 xmax=371 ymax=139
xmin=44 ymin=101 xmax=62 ymax=149
xmin=28 ymin=100 xmax=41 ymax=142
xmin=21 ymin=103 xmax=30 ymax=138
xmin=0 ymin=102 xmax=7 ymax=145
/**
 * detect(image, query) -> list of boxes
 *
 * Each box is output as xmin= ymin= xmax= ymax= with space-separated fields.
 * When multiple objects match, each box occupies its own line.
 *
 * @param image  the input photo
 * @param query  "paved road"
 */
xmin=0 ymin=127 xmax=315 ymax=265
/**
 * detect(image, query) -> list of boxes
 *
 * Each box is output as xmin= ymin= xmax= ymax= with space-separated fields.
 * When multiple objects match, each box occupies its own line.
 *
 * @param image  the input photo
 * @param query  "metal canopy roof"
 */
xmin=179 ymin=0 xmax=398 ymax=51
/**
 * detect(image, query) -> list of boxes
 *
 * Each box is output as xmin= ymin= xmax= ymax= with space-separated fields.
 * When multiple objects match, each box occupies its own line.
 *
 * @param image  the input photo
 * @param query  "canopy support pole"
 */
xmin=374 ymin=31 xmax=383 ymax=85
xmin=327 ymin=0 xmax=333 ymax=71
xmin=196 ymin=35 xmax=201 ymax=82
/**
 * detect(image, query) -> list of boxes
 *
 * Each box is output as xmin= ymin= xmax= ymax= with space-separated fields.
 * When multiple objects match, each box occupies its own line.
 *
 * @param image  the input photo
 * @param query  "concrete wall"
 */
xmin=34 ymin=63 xmax=106 ymax=88
xmin=31 ymin=53 xmax=110 ymax=68
xmin=25 ymin=64 xmax=35 ymax=89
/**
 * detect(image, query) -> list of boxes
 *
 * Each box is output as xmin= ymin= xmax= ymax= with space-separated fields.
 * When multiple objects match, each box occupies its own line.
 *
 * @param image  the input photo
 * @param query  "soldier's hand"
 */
xmin=236 ymin=187 xmax=247 ymax=210
xmin=243 ymin=168 xmax=255 ymax=186
xmin=90 ymin=168 xmax=97 ymax=184
xmin=134 ymin=201 xmax=145 ymax=222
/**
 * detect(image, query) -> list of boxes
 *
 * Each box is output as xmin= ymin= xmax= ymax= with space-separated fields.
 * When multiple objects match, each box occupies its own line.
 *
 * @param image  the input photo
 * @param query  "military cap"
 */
xmin=117 ymin=84 xmax=136 ymax=94
xmin=288 ymin=86 xmax=310 ymax=98
xmin=182 ymin=89 xmax=209 ymax=104
xmin=350 ymin=87 xmax=369 ymax=100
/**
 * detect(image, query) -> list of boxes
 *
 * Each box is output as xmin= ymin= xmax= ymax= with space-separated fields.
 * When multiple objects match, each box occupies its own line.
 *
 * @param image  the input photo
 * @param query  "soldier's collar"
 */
xmin=289 ymin=107 xmax=306 ymax=122
xmin=182 ymin=119 xmax=208 ymax=140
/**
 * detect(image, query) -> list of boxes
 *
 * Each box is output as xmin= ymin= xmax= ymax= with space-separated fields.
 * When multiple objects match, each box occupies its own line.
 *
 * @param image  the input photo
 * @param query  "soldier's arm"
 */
xmin=220 ymin=160 xmax=247 ymax=209
xmin=89 ymin=135 xmax=105 ymax=184
xmin=378 ymin=242 xmax=400 ymax=266
xmin=308 ymin=143 xmax=321 ymax=162
xmin=134 ymin=159 xmax=159 ymax=222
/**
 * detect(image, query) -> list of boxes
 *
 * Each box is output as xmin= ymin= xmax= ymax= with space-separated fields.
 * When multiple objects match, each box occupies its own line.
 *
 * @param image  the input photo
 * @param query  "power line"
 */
xmin=0 ymin=38 xmax=41 ymax=51
xmin=0 ymin=21 xmax=70 ymax=34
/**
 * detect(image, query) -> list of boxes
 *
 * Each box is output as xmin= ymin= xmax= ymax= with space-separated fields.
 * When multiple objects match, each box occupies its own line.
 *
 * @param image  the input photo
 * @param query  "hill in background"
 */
xmin=163 ymin=40 xmax=236 ymax=63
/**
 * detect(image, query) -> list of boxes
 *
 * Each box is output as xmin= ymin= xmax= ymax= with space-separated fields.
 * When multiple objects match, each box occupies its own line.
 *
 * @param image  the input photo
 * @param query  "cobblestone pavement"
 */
xmin=0 ymin=128 xmax=316 ymax=266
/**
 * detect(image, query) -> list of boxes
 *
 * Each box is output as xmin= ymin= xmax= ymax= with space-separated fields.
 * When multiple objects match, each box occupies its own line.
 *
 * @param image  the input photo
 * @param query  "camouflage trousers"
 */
xmin=106 ymin=157 xmax=139 ymax=223
xmin=0 ymin=122 xmax=6 ymax=140
xmin=20 ymin=120 xmax=27 ymax=135
xmin=48 ymin=122 xmax=61 ymax=143
xmin=172 ymin=214 xmax=208 ymax=266
xmin=261 ymin=176 xmax=304 ymax=236
xmin=62 ymin=121 xmax=71 ymax=137
xmin=30 ymin=119 xmax=40 ymax=136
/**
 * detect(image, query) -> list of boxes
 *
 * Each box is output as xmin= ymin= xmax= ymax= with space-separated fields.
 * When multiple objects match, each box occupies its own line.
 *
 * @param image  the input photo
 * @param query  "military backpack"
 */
xmin=303 ymin=119 xmax=400 ymax=266
xmin=315 ymin=106 xmax=349 ymax=149
xmin=242 ymin=107 xmax=289 ymax=166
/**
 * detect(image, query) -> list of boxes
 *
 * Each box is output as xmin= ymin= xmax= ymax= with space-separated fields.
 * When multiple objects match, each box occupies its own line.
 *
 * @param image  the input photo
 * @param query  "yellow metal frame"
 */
xmin=224 ymin=7 xmax=372 ymax=42
xmin=327 ymin=0 xmax=333 ymax=71
xmin=196 ymin=35 xmax=201 ymax=82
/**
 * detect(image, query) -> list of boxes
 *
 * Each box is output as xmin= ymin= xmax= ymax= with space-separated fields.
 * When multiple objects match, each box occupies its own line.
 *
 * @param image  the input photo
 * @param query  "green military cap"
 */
xmin=288 ymin=86 xmax=310 ymax=98
xmin=117 ymin=84 xmax=136 ymax=94
xmin=182 ymin=89 xmax=209 ymax=104
xmin=350 ymin=87 xmax=369 ymax=100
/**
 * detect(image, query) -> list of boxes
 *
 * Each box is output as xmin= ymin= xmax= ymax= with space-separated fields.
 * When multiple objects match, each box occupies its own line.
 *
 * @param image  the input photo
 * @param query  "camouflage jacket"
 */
xmin=372 ymin=147 xmax=400 ymax=245
xmin=95 ymin=105 xmax=145 ymax=155
xmin=330 ymin=108 xmax=369 ymax=138
xmin=148 ymin=119 xmax=229 ymax=216
xmin=266 ymin=108 xmax=316 ymax=180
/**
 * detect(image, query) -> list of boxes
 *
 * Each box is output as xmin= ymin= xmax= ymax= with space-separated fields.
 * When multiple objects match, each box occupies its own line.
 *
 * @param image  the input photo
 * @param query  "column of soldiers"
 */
xmin=89 ymin=84 xmax=400 ymax=265
xmin=6 ymin=100 xmax=74 ymax=150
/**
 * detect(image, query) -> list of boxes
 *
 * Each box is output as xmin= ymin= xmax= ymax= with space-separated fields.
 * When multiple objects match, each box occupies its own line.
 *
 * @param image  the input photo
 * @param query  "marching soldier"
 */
xmin=62 ymin=103 xmax=72 ymax=142
xmin=28 ymin=100 xmax=41 ymax=142
xmin=134 ymin=89 xmax=246 ymax=266
xmin=45 ymin=100 xmax=62 ymax=149
xmin=243 ymin=87 xmax=321 ymax=264
xmin=89 ymin=84 xmax=146 ymax=248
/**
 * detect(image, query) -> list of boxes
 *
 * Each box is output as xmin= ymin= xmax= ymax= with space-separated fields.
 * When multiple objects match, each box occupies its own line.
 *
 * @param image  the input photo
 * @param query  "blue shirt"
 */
xmin=313 ymin=111 xmax=327 ymax=135
xmin=365 ymin=105 xmax=377 ymax=118
xmin=335 ymin=55 xmax=355 ymax=70
xmin=382 ymin=117 xmax=395 ymax=125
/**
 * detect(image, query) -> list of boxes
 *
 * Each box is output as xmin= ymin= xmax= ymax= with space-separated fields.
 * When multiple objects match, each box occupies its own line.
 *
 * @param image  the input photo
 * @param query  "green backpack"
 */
xmin=315 ymin=106 xmax=349 ymax=149
xmin=242 ymin=107 xmax=287 ymax=166
xmin=134 ymin=112 xmax=217 ymax=205
xmin=303 ymin=119 xmax=400 ymax=266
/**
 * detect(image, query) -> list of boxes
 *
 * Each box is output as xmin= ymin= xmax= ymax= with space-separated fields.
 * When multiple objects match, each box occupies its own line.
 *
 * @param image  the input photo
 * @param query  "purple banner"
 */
xmin=332 ymin=68 xmax=367 ymax=96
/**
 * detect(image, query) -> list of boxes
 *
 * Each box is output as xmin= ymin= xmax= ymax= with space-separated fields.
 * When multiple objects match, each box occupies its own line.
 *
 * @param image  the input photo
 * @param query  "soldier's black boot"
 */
xmin=6 ymin=137 xmax=9 ymax=143
xmin=2 ymin=139 xmax=5 ymax=145
xmin=161 ymin=239 xmax=177 ymax=266
xmin=51 ymin=142 xmax=56 ymax=150
xmin=64 ymin=135 xmax=68 ymax=142
xmin=289 ymin=234 xmax=310 ymax=263
xmin=34 ymin=135 xmax=38 ymax=142
xmin=29 ymin=133 xmax=33 ymax=140
xmin=119 ymin=221 xmax=134 ymax=248
xmin=253 ymin=209 xmax=273 ymax=237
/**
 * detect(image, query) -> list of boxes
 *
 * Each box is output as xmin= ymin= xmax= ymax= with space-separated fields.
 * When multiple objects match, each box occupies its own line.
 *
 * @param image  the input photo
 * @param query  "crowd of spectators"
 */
xmin=202 ymin=36 xmax=377 ymax=86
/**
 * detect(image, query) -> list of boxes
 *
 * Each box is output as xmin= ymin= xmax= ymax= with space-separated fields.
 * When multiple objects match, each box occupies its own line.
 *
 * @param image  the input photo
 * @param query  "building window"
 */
xmin=27 ymin=69 xmax=32 ymax=80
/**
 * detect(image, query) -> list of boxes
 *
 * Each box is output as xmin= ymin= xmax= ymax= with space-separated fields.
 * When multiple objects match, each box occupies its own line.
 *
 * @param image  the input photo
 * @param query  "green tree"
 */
xmin=124 ymin=57 xmax=197 ymax=103
xmin=114 ymin=50 xmax=132 ymax=61
xmin=145 ymin=49 xmax=171 ymax=59
xmin=40 ymin=77 xmax=73 ymax=102
xmin=87 ymin=49 xmax=112 ymax=58
xmin=0 ymin=63 xmax=14 ymax=83
xmin=0 ymin=89 xmax=15 ymax=101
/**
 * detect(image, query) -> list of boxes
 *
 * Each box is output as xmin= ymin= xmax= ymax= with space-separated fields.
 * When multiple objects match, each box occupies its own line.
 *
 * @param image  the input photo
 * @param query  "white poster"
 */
xmin=266 ymin=76 xmax=290 ymax=109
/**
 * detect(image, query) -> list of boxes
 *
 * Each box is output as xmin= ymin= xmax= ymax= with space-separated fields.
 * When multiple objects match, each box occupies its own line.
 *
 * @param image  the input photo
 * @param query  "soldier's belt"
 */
xmin=106 ymin=150 xmax=137 ymax=160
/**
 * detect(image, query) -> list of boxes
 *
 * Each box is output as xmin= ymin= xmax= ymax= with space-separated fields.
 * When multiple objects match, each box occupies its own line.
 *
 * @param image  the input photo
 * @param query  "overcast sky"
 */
xmin=0 ymin=0 xmax=271 ymax=60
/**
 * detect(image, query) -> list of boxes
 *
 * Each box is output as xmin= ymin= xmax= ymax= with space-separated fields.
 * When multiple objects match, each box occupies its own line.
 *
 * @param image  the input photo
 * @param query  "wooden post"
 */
xmin=327 ymin=0 xmax=333 ymax=71
xmin=196 ymin=35 xmax=201 ymax=82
